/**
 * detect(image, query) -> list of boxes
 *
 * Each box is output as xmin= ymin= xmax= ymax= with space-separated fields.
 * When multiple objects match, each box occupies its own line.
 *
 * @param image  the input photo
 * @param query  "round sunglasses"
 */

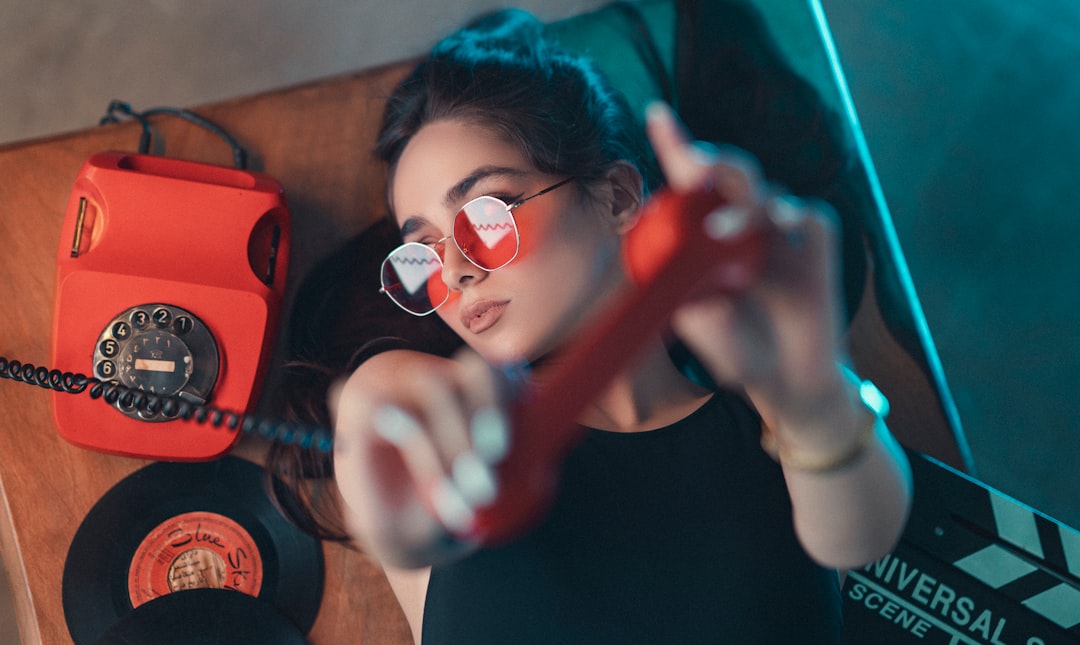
xmin=380 ymin=177 xmax=575 ymax=316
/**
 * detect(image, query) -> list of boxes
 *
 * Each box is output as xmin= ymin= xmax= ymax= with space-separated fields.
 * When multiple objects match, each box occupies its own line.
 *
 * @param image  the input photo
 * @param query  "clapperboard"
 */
xmin=841 ymin=449 xmax=1080 ymax=644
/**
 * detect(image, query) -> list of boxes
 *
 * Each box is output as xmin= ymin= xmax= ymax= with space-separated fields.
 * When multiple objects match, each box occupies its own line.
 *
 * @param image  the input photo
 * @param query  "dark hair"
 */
xmin=264 ymin=219 xmax=462 ymax=541
xmin=376 ymin=9 xmax=661 ymax=196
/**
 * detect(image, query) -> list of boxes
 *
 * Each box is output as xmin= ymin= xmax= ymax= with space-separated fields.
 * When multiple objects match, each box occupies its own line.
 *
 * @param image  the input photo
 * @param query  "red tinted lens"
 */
xmin=381 ymin=243 xmax=448 ymax=315
xmin=454 ymin=196 xmax=519 ymax=270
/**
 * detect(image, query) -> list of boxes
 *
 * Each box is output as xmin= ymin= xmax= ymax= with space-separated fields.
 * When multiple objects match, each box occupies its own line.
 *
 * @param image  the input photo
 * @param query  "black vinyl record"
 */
xmin=92 ymin=588 xmax=307 ymax=644
xmin=62 ymin=457 xmax=323 ymax=645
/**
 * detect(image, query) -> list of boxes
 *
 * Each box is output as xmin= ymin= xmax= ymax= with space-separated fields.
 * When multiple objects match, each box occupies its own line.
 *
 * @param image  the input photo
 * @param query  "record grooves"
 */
xmin=63 ymin=457 xmax=323 ymax=644
xmin=92 ymin=588 xmax=308 ymax=645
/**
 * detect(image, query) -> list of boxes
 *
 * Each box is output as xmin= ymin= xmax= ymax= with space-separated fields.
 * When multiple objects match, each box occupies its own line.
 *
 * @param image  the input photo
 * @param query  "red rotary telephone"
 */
xmin=50 ymin=151 xmax=290 ymax=460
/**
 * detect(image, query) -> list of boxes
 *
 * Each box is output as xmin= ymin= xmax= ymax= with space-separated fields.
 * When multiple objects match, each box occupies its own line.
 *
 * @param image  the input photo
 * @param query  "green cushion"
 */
xmin=545 ymin=0 xmax=676 ymax=125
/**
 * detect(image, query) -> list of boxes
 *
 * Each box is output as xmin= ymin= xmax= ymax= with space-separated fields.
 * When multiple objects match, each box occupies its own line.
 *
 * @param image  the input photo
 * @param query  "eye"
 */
xmin=417 ymin=236 xmax=448 ymax=259
xmin=399 ymin=217 xmax=445 ymax=245
xmin=400 ymin=224 xmax=444 ymax=247
xmin=488 ymin=193 xmax=522 ymax=206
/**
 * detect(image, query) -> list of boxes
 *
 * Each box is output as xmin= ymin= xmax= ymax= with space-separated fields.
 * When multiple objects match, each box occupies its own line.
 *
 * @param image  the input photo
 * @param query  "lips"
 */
xmin=460 ymin=299 xmax=509 ymax=334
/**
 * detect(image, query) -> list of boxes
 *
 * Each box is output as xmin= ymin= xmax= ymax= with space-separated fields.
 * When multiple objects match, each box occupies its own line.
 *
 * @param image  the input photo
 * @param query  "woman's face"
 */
xmin=390 ymin=118 xmax=626 ymax=364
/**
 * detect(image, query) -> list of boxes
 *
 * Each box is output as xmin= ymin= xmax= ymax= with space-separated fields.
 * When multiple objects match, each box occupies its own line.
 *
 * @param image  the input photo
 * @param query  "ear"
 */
xmin=599 ymin=161 xmax=645 ymax=234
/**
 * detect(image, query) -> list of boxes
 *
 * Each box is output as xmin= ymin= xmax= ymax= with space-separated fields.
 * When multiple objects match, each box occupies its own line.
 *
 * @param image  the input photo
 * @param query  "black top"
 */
xmin=422 ymin=391 xmax=843 ymax=644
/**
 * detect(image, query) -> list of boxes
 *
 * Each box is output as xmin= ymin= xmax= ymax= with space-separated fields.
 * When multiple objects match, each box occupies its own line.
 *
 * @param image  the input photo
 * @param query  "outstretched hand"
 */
xmin=644 ymin=102 xmax=849 ymax=426
xmin=331 ymin=348 xmax=516 ymax=565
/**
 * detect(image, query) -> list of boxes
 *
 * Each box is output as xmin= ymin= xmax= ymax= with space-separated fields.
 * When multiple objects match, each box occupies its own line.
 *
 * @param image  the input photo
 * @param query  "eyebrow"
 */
xmin=444 ymin=166 xmax=528 ymax=206
xmin=399 ymin=165 xmax=529 ymax=238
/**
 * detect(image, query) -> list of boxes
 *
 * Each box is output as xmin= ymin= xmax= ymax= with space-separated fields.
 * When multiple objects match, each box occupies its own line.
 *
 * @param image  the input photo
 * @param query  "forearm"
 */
xmin=754 ymin=372 xmax=913 ymax=570
xmin=781 ymin=419 xmax=912 ymax=570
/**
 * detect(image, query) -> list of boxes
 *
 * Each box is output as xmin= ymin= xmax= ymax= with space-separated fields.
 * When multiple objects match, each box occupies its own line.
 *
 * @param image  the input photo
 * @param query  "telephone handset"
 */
xmin=450 ymin=187 xmax=768 ymax=544
xmin=49 ymin=151 xmax=291 ymax=460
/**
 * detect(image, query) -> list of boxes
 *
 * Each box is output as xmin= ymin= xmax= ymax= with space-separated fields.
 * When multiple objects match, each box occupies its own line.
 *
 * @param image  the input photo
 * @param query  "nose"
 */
xmin=441 ymin=239 xmax=485 ymax=289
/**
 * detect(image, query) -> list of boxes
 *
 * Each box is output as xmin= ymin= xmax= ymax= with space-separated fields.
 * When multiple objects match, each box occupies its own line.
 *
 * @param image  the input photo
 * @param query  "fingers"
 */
xmin=458 ymin=352 xmax=516 ymax=464
xmin=759 ymin=195 xmax=847 ymax=390
xmin=645 ymin=101 xmax=711 ymax=190
xmin=644 ymin=96 xmax=839 ymax=303
xmin=353 ymin=350 xmax=515 ymax=536
xmin=761 ymin=194 xmax=840 ymax=298
xmin=645 ymin=101 xmax=762 ymax=206
xmin=672 ymin=193 xmax=846 ymax=403
xmin=644 ymin=100 xmax=848 ymax=402
xmin=446 ymin=352 xmax=511 ymax=509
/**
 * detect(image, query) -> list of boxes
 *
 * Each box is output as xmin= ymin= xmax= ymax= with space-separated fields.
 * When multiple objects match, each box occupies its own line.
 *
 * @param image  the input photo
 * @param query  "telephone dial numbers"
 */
xmin=92 ymin=304 xmax=220 ymax=421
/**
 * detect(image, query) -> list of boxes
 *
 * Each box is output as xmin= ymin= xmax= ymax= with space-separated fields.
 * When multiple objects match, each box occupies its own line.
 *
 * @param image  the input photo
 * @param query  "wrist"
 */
xmin=761 ymin=369 xmax=890 ymax=474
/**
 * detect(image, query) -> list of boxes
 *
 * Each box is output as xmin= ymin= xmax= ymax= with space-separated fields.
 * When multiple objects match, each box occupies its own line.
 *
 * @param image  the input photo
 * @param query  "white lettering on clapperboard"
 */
xmin=847 ymin=553 xmax=1049 ymax=644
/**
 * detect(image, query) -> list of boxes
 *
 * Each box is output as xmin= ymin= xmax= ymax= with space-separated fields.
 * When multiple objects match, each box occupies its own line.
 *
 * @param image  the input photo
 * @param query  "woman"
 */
xmin=331 ymin=8 xmax=911 ymax=643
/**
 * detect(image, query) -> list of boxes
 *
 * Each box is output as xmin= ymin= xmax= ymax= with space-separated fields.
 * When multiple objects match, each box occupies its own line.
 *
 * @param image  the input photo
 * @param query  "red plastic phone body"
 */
xmin=50 ymin=152 xmax=290 ymax=460
xmin=464 ymin=187 xmax=767 ymax=543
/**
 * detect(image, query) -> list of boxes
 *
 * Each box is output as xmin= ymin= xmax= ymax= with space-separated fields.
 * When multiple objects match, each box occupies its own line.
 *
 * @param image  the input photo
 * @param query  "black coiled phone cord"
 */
xmin=0 ymin=356 xmax=333 ymax=454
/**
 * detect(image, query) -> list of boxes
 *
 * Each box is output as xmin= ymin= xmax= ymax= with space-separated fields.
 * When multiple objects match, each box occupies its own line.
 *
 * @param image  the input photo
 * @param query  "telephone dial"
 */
xmin=90 ymin=303 xmax=219 ymax=421
xmin=49 ymin=149 xmax=290 ymax=460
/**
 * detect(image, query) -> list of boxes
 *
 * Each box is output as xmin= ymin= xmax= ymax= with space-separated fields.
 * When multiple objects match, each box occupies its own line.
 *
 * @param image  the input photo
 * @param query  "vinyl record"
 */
xmin=63 ymin=456 xmax=323 ymax=645
xmin=92 ymin=588 xmax=307 ymax=645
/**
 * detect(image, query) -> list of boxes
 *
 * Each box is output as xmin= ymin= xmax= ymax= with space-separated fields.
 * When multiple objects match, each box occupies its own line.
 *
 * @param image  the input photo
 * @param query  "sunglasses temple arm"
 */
xmin=510 ymin=176 xmax=576 ymax=209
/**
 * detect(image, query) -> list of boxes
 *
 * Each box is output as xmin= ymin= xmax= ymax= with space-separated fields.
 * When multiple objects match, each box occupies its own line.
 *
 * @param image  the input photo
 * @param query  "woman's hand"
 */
xmin=644 ymin=102 xmax=850 ymax=431
xmin=331 ymin=348 xmax=511 ymax=567
xmin=646 ymin=103 xmax=912 ymax=569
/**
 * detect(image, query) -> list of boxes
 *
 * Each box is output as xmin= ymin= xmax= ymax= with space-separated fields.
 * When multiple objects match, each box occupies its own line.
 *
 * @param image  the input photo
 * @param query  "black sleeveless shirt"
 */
xmin=422 ymin=391 xmax=843 ymax=643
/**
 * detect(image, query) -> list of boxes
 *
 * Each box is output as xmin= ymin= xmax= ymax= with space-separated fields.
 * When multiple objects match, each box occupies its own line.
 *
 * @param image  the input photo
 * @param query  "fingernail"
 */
xmin=690 ymin=140 xmax=721 ymax=165
xmin=704 ymin=206 xmax=751 ymax=239
xmin=645 ymin=100 xmax=674 ymax=124
xmin=767 ymin=195 xmax=803 ymax=226
xmin=452 ymin=451 xmax=499 ymax=507
xmin=470 ymin=406 xmax=510 ymax=464
xmin=766 ymin=196 xmax=808 ymax=248
xmin=372 ymin=405 xmax=422 ymax=447
xmin=431 ymin=477 xmax=475 ymax=534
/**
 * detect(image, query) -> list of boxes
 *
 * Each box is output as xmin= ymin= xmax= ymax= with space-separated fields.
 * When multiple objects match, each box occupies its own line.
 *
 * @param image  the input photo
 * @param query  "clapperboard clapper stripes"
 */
xmin=841 ymin=449 xmax=1080 ymax=644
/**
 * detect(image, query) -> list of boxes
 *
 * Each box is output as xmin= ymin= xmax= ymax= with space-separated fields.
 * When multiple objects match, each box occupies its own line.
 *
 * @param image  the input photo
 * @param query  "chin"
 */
xmin=471 ymin=343 xmax=528 ymax=367
xmin=455 ymin=310 xmax=560 ymax=366
xmin=462 ymin=332 xmax=537 ymax=366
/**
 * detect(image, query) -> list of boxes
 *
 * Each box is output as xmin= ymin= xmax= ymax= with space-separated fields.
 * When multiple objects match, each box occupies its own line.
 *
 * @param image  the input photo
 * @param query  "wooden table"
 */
xmin=0 ymin=62 xmax=417 ymax=645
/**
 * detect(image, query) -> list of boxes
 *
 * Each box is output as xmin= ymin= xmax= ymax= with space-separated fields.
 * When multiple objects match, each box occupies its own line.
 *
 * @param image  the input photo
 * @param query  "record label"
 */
xmin=127 ymin=511 xmax=264 ymax=606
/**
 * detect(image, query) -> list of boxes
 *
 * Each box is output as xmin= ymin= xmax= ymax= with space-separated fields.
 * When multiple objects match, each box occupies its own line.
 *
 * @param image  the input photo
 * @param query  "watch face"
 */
xmin=92 ymin=303 xmax=219 ymax=421
xmin=858 ymin=379 xmax=890 ymax=418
